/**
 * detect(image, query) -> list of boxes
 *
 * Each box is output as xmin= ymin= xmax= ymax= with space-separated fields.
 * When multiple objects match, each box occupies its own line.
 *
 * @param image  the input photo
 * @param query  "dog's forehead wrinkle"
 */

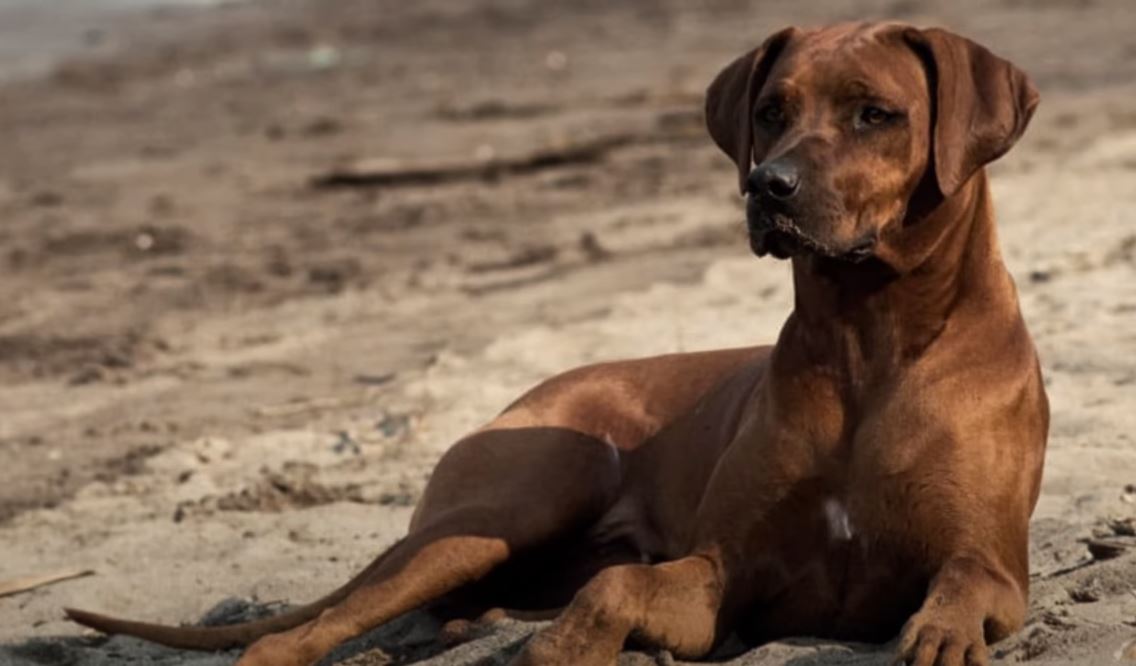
xmin=769 ymin=60 xmax=917 ymax=113
xmin=838 ymin=79 xmax=906 ymax=105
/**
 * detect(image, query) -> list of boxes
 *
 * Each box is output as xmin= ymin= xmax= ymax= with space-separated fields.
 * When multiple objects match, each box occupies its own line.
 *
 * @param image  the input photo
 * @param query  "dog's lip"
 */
xmin=747 ymin=212 xmax=828 ymax=259
xmin=750 ymin=228 xmax=800 ymax=259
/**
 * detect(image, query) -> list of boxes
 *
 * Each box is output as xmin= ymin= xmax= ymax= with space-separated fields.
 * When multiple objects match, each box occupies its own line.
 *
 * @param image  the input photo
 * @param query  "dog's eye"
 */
xmin=756 ymin=104 xmax=786 ymax=126
xmin=858 ymin=106 xmax=893 ymax=127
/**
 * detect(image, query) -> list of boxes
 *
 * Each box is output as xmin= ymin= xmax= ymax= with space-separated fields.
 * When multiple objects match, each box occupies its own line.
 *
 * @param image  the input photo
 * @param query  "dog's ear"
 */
xmin=706 ymin=27 xmax=798 ymax=195
xmin=905 ymin=27 xmax=1039 ymax=196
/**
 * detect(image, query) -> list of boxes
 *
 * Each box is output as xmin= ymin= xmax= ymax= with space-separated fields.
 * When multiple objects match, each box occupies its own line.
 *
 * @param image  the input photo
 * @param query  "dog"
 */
xmin=66 ymin=21 xmax=1047 ymax=666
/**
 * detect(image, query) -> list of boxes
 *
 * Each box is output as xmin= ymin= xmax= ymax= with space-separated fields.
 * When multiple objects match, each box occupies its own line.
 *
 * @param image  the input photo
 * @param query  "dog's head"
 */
xmin=706 ymin=23 xmax=1038 ymax=265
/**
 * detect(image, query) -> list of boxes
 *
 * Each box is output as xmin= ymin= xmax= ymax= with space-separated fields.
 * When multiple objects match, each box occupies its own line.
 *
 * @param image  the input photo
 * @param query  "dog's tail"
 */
xmin=64 ymin=600 xmax=330 ymax=651
xmin=64 ymin=540 xmax=398 ymax=650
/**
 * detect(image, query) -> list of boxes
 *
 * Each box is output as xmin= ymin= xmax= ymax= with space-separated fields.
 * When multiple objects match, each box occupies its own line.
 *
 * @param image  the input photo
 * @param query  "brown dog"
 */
xmin=66 ymin=22 xmax=1047 ymax=666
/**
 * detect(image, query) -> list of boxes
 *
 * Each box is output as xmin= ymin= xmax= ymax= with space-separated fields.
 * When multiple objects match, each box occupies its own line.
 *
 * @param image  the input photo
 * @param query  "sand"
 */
xmin=0 ymin=1 xmax=1133 ymax=664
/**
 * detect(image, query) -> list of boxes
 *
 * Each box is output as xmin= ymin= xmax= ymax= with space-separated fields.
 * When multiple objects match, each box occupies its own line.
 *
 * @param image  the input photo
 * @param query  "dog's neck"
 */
xmin=779 ymin=170 xmax=1016 ymax=385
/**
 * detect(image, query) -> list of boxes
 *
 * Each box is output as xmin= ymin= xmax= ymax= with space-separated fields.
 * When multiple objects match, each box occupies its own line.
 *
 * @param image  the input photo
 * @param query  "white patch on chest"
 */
xmin=602 ymin=432 xmax=621 ymax=462
xmin=823 ymin=498 xmax=854 ymax=541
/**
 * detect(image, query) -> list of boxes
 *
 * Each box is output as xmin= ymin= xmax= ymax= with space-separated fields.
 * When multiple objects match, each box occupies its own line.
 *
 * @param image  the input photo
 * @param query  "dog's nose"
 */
xmin=748 ymin=161 xmax=801 ymax=200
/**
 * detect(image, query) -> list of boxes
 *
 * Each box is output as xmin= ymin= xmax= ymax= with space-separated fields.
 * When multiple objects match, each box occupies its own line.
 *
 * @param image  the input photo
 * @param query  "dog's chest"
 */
xmin=738 ymin=491 xmax=928 ymax=642
xmin=739 ymin=480 xmax=932 ymax=641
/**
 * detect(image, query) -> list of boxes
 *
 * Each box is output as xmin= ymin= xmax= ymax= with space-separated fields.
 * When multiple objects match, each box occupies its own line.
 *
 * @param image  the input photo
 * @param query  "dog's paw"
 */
xmin=509 ymin=631 xmax=569 ymax=666
xmin=509 ymin=627 xmax=621 ymax=666
xmin=236 ymin=632 xmax=315 ymax=666
xmin=893 ymin=610 xmax=988 ymax=666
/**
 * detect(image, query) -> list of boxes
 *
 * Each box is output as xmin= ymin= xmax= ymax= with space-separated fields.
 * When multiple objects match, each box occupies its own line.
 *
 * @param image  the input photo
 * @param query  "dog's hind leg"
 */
xmin=234 ymin=427 xmax=622 ymax=666
xmin=236 ymin=528 xmax=507 ymax=665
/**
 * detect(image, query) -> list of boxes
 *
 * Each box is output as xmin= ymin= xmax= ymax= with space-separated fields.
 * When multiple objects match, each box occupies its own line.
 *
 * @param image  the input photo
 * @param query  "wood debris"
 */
xmin=0 ymin=568 xmax=94 ymax=599
xmin=312 ymin=133 xmax=639 ymax=189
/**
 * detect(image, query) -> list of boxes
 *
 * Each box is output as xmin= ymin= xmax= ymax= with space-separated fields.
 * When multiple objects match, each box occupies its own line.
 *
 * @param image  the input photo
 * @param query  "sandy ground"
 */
xmin=0 ymin=0 xmax=1134 ymax=664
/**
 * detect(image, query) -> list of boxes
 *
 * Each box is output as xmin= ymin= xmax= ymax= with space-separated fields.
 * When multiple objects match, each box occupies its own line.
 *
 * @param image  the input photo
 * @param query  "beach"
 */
xmin=0 ymin=1 xmax=1133 ymax=664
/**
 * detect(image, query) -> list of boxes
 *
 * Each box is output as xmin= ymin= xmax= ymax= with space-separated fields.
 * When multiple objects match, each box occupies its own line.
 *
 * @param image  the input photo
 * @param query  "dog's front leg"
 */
xmin=894 ymin=554 xmax=1027 ymax=666
xmin=510 ymin=553 xmax=724 ymax=666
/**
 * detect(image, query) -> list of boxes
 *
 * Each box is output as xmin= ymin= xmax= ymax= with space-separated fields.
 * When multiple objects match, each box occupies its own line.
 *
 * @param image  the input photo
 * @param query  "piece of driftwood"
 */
xmin=311 ymin=103 xmax=708 ymax=190
xmin=312 ymin=133 xmax=640 ymax=188
xmin=0 ymin=568 xmax=94 ymax=599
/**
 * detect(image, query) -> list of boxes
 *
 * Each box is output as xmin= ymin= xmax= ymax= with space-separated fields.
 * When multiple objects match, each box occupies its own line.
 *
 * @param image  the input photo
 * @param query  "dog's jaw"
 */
xmin=747 ymin=209 xmax=878 ymax=263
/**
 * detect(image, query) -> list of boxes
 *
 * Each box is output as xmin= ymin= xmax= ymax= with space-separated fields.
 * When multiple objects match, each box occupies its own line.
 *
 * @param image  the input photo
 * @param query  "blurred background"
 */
xmin=0 ymin=1 xmax=1133 ymax=665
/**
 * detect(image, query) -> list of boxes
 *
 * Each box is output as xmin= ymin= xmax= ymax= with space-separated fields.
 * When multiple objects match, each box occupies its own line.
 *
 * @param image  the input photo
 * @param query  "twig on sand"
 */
xmin=1034 ymin=558 xmax=1095 ymax=580
xmin=0 ymin=568 xmax=94 ymax=599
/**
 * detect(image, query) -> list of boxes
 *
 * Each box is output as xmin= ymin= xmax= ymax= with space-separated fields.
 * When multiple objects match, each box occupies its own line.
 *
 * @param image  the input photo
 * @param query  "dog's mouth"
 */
xmin=747 ymin=208 xmax=876 ymax=263
xmin=748 ymin=220 xmax=810 ymax=260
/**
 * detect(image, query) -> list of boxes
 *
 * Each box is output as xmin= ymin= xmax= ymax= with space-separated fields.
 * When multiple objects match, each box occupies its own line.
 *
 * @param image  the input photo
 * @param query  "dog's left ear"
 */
xmin=905 ymin=27 xmax=1040 ymax=196
xmin=706 ymin=27 xmax=798 ymax=195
